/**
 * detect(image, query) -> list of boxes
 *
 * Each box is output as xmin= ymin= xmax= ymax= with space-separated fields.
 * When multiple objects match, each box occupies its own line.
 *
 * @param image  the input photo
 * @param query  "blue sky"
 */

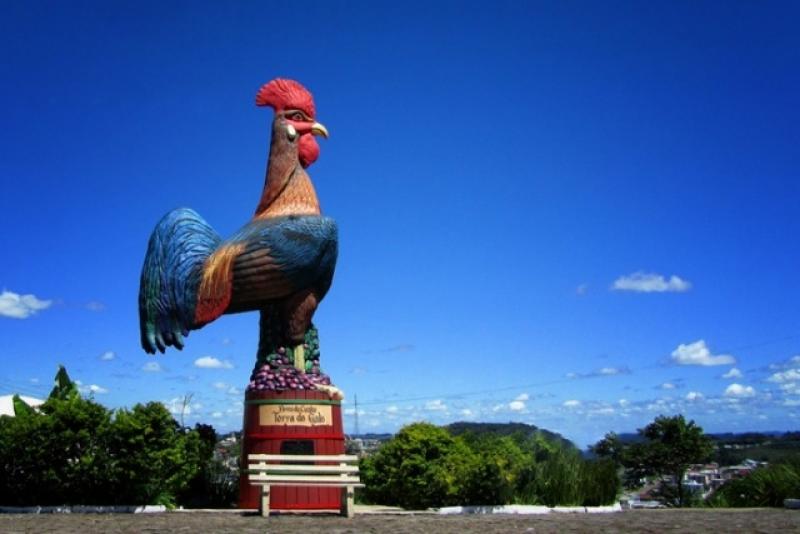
xmin=2 ymin=1 xmax=799 ymax=447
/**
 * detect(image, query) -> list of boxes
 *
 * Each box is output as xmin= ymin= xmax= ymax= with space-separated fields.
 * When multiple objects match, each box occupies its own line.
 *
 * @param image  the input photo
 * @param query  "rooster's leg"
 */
xmin=293 ymin=344 xmax=305 ymax=372
xmin=285 ymin=290 xmax=319 ymax=372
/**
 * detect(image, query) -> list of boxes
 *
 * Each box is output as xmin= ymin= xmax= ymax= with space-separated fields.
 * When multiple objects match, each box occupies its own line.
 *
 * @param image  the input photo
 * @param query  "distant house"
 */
xmin=682 ymin=479 xmax=704 ymax=496
xmin=0 ymin=394 xmax=44 ymax=417
xmin=726 ymin=459 xmax=768 ymax=481
xmin=220 ymin=435 xmax=238 ymax=446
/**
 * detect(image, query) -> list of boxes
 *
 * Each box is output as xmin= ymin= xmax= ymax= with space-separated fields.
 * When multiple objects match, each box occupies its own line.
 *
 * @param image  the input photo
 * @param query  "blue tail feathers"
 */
xmin=138 ymin=208 xmax=221 ymax=353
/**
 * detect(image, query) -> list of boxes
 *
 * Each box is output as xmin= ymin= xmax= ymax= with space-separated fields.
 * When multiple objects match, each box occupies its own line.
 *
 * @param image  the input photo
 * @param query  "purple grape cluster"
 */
xmin=246 ymin=347 xmax=332 ymax=392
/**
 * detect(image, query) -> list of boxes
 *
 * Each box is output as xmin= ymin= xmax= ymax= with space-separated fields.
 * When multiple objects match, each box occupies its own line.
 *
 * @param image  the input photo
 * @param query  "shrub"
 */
xmin=461 ymin=434 xmax=530 ymax=505
xmin=0 ymin=367 xmax=206 ymax=506
xmin=710 ymin=460 xmax=800 ymax=507
xmin=360 ymin=422 xmax=475 ymax=509
xmin=361 ymin=423 xmax=620 ymax=508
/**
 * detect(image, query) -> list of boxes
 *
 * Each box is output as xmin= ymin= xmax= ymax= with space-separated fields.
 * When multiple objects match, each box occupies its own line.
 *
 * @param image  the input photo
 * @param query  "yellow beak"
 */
xmin=311 ymin=122 xmax=329 ymax=139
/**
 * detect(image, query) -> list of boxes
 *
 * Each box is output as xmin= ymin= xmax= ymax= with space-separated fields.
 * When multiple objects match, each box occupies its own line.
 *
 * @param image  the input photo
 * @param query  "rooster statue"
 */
xmin=138 ymin=78 xmax=340 ymax=397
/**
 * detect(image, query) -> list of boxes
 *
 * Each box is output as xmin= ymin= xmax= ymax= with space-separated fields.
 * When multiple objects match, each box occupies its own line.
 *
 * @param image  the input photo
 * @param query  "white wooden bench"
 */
xmin=247 ymin=453 xmax=363 ymax=517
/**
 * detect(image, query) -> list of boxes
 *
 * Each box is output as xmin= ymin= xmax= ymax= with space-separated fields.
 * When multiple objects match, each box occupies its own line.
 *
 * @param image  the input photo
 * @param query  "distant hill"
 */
xmin=614 ymin=430 xmax=800 ymax=465
xmin=710 ymin=431 xmax=800 ymax=465
xmin=351 ymin=432 xmax=393 ymax=441
xmin=446 ymin=421 xmax=577 ymax=451
xmin=349 ymin=422 xmax=578 ymax=451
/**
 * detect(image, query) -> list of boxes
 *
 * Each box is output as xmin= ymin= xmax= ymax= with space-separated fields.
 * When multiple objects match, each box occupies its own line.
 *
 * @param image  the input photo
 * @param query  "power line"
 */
xmin=354 ymin=332 xmax=800 ymax=407
xmin=0 ymin=378 xmax=50 ymax=398
xmin=355 ymin=373 xmax=623 ymax=407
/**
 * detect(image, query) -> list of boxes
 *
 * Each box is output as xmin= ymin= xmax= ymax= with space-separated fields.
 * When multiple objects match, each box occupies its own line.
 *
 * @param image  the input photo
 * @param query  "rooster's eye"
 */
xmin=290 ymin=112 xmax=304 ymax=121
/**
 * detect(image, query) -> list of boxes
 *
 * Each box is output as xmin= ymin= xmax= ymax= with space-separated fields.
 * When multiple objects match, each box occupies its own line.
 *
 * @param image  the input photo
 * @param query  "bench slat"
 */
xmin=250 ymin=474 xmax=362 ymax=484
xmin=252 ymin=481 xmax=365 ymax=488
xmin=248 ymin=454 xmax=359 ymax=463
xmin=249 ymin=463 xmax=359 ymax=474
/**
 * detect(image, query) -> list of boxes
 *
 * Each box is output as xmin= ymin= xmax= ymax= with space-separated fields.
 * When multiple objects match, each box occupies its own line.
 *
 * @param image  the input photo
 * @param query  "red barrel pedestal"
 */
xmin=238 ymin=389 xmax=344 ymax=510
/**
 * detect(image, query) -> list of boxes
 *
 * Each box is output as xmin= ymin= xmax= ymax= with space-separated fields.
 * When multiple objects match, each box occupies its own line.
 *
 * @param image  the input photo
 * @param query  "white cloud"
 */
xmin=85 ymin=301 xmax=106 ymax=312
xmin=768 ymin=369 xmax=800 ymax=383
xmin=211 ymin=411 xmax=223 ymax=419
xmin=611 ymin=272 xmax=691 ymax=293
xmin=385 ymin=405 xmax=399 ymax=414
xmin=194 ymin=356 xmax=233 ymax=369
xmin=460 ymin=408 xmax=473 ymax=417
xmin=0 ymin=290 xmax=52 ymax=319
xmin=671 ymin=340 xmax=735 ymax=366
xmin=619 ymin=399 xmax=629 ymax=407
xmin=212 ymin=381 xmax=239 ymax=395
xmin=563 ymin=400 xmax=581 ymax=408
xmin=515 ymin=393 xmax=529 ymax=401
xmin=568 ymin=367 xmax=628 ymax=380
xmin=661 ymin=382 xmax=676 ymax=390
xmin=780 ymin=383 xmax=800 ymax=395
xmin=142 ymin=361 xmax=162 ymax=372
xmin=686 ymin=391 xmax=704 ymax=402
xmin=722 ymin=367 xmax=742 ymax=379
xmin=590 ymin=407 xmax=615 ymax=416
xmin=77 ymin=382 xmax=109 ymax=395
xmin=100 ymin=351 xmax=115 ymax=361
xmin=725 ymin=383 xmax=756 ymax=398
xmin=425 ymin=399 xmax=447 ymax=411
xmin=509 ymin=400 xmax=526 ymax=412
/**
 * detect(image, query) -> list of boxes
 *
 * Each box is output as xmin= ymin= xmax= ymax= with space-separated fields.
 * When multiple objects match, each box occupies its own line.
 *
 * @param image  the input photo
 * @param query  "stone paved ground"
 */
xmin=1 ymin=509 xmax=799 ymax=533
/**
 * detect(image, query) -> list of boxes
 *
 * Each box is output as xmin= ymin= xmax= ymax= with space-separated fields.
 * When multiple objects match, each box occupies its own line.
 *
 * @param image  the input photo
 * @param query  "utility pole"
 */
xmin=354 ymin=394 xmax=360 ymax=437
xmin=180 ymin=392 xmax=193 ymax=429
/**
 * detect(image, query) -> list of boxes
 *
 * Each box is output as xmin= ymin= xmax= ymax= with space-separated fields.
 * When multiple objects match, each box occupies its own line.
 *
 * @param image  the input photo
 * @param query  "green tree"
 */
xmin=109 ymin=402 xmax=202 ymax=505
xmin=0 ymin=370 xmax=114 ymax=505
xmin=49 ymin=365 xmax=79 ymax=401
xmin=0 ymin=366 xmax=206 ymax=507
xmin=177 ymin=423 xmax=240 ymax=508
xmin=461 ymin=434 xmax=529 ymax=505
xmin=360 ymin=422 xmax=476 ymax=509
xmin=638 ymin=415 xmax=713 ymax=506
xmin=591 ymin=432 xmax=625 ymax=465
xmin=593 ymin=415 xmax=713 ymax=507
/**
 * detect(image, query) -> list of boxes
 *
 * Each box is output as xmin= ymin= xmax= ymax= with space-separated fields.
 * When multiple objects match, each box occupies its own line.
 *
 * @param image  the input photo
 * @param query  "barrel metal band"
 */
xmin=245 ymin=399 xmax=341 ymax=406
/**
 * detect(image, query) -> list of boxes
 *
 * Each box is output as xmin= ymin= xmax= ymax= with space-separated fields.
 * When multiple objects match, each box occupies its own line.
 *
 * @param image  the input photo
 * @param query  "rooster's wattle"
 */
xmin=138 ymin=79 xmax=337 ymax=383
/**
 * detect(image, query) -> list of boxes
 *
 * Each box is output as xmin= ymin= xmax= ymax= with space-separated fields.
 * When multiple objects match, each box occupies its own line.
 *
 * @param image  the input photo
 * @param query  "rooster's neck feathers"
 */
xmin=253 ymin=118 xmax=320 ymax=219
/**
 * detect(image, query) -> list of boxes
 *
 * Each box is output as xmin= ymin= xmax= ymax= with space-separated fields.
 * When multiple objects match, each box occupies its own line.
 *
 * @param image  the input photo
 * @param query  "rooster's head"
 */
xmin=256 ymin=78 xmax=328 ymax=168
